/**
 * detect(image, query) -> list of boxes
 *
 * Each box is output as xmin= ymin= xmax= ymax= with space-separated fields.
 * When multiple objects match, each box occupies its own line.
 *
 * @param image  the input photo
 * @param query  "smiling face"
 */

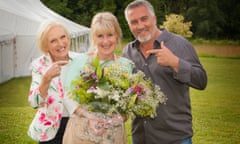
xmin=90 ymin=12 xmax=122 ymax=61
xmin=126 ymin=5 xmax=157 ymax=43
xmin=45 ymin=25 xmax=70 ymax=61
xmin=94 ymin=31 xmax=118 ymax=60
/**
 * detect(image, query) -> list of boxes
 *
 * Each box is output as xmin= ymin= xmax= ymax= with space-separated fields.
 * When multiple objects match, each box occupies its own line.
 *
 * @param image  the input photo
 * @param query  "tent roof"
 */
xmin=0 ymin=0 xmax=90 ymax=37
xmin=0 ymin=28 xmax=14 ymax=41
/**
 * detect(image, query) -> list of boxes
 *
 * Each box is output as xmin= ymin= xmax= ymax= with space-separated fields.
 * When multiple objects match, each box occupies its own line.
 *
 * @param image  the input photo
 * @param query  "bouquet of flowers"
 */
xmin=70 ymin=56 xmax=167 ymax=118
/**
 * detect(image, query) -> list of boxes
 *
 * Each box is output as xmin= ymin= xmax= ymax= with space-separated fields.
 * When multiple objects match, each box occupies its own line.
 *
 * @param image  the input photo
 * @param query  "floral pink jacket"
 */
xmin=27 ymin=52 xmax=79 ymax=142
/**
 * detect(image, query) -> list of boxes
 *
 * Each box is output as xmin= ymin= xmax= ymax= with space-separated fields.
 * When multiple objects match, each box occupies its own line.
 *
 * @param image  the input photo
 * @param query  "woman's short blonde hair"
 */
xmin=37 ymin=19 xmax=70 ymax=55
xmin=90 ymin=12 xmax=122 ymax=50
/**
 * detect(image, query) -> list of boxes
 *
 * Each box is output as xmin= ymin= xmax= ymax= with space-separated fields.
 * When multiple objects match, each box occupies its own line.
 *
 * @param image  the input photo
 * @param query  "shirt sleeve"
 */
xmin=61 ymin=53 xmax=88 ymax=113
xmin=28 ymin=60 xmax=47 ymax=108
xmin=62 ymin=95 xmax=79 ymax=115
xmin=172 ymin=41 xmax=207 ymax=90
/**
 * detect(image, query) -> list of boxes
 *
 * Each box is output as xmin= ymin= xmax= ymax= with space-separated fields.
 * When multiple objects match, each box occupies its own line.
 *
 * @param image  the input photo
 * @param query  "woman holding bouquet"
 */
xmin=62 ymin=12 xmax=133 ymax=144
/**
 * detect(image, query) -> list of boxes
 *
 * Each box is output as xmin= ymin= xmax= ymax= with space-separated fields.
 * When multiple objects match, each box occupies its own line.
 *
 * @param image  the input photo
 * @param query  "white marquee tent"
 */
xmin=0 ymin=0 xmax=90 ymax=83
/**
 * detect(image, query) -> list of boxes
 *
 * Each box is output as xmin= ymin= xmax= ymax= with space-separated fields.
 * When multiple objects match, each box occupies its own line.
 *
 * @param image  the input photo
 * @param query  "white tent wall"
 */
xmin=0 ymin=30 xmax=15 ymax=83
xmin=0 ymin=0 xmax=90 ymax=83
xmin=0 ymin=9 xmax=45 ymax=77
xmin=15 ymin=35 xmax=41 ymax=77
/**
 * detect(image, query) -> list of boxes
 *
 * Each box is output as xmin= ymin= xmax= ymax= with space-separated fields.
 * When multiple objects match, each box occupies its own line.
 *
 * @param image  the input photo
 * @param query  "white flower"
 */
xmin=93 ymin=87 xmax=108 ymax=98
xmin=112 ymin=91 xmax=120 ymax=101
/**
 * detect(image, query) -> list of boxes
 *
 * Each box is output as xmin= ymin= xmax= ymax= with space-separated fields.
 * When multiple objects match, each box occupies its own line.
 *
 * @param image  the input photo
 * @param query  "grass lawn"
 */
xmin=191 ymin=57 xmax=240 ymax=143
xmin=0 ymin=77 xmax=37 ymax=144
xmin=0 ymin=56 xmax=240 ymax=143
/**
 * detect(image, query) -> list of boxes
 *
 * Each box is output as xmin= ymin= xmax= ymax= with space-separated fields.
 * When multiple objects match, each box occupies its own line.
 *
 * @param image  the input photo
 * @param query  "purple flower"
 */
xmin=75 ymin=85 xmax=80 ymax=89
xmin=91 ymin=74 xmax=97 ymax=79
xmin=89 ymin=86 xmax=96 ymax=91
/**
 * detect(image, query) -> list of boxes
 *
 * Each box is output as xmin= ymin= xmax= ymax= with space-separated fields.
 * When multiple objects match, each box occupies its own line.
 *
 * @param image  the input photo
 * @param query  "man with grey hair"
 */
xmin=123 ymin=0 xmax=207 ymax=144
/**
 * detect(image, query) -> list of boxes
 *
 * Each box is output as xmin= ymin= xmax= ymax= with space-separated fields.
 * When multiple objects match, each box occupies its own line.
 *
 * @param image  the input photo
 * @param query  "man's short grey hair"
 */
xmin=124 ymin=0 xmax=155 ymax=22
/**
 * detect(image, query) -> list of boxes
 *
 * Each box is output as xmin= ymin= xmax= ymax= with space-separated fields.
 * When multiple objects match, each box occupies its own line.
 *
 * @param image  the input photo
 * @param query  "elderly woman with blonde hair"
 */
xmin=27 ymin=20 xmax=81 ymax=144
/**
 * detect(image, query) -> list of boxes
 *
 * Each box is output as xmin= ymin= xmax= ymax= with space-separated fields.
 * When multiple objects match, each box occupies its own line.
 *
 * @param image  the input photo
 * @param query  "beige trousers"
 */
xmin=63 ymin=116 xmax=127 ymax=144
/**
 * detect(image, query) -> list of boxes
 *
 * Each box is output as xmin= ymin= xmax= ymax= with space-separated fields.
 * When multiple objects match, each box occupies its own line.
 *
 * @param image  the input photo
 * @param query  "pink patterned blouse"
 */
xmin=27 ymin=52 xmax=79 ymax=142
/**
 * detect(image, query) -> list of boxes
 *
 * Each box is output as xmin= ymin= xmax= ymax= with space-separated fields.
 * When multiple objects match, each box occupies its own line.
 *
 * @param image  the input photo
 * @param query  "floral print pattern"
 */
xmin=27 ymin=52 xmax=79 ymax=142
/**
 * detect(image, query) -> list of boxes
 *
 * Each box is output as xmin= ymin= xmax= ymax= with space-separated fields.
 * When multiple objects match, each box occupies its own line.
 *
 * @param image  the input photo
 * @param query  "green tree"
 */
xmin=40 ymin=0 xmax=239 ymax=40
xmin=185 ymin=0 xmax=225 ymax=39
xmin=217 ymin=0 xmax=240 ymax=39
xmin=160 ymin=14 xmax=193 ymax=38
xmin=115 ymin=0 xmax=133 ymax=40
xmin=41 ymin=0 xmax=73 ymax=19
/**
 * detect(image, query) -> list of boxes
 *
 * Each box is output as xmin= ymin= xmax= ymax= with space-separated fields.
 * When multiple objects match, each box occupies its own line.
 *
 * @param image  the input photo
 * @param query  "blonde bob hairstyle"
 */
xmin=90 ymin=12 xmax=122 ymax=50
xmin=37 ymin=19 xmax=70 ymax=55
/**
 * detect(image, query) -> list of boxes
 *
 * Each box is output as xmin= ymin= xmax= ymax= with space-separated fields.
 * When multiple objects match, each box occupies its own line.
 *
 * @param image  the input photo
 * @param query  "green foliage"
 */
xmin=160 ymin=13 xmax=193 ymax=38
xmin=41 ymin=0 xmax=240 ymax=40
xmin=74 ymin=0 xmax=103 ymax=27
xmin=185 ymin=0 xmax=225 ymax=39
xmin=217 ymin=0 xmax=240 ymax=39
xmin=41 ymin=0 xmax=73 ymax=19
